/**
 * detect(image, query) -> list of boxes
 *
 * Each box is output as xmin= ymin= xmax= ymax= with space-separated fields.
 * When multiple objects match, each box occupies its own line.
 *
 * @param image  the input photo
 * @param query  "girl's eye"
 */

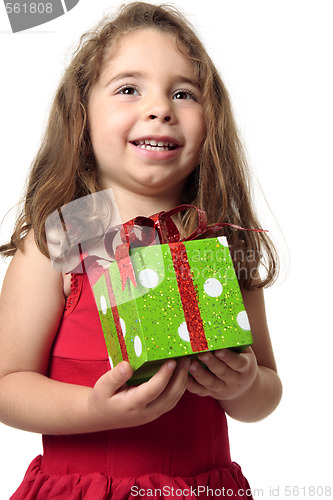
xmin=172 ymin=89 xmax=197 ymax=101
xmin=115 ymin=85 xmax=139 ymax=96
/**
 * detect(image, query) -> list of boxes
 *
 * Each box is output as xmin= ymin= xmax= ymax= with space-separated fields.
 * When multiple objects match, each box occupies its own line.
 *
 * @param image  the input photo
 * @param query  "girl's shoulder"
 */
xmin=1 ymin=230 xmax=64 ymax=298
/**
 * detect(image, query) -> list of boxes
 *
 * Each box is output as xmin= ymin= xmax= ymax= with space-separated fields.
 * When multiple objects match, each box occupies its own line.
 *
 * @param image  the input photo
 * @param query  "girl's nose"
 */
xmin=143 ymin=96 xmax=176 ymax=124
xmin=149 ymin=114 xmax=171 ymax=122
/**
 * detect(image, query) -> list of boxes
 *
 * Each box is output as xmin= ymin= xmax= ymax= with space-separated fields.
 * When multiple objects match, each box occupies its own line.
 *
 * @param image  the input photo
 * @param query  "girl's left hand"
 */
xmin=186 ymin=348 xmax=258 ymax=401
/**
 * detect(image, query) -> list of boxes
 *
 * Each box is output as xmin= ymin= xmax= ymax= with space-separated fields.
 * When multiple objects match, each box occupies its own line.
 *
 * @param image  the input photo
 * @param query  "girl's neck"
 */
xmin=106 ymin=187 xmax=183 ymax=223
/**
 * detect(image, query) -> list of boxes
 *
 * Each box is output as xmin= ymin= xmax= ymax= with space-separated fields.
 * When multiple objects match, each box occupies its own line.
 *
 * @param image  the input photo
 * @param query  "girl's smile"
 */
xmin=129 ymin=135 xmax=182 ymax=161
xmin=88 ymin=29 xmax=205 ymax=201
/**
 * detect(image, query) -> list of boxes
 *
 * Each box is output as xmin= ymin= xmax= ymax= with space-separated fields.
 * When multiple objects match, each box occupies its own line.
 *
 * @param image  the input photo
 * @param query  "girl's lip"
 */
xmin=129 ymin=142 xmax=182 ymax=160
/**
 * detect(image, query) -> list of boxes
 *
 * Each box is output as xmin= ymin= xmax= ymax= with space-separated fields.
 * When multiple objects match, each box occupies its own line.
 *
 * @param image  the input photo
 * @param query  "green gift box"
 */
xmin=92 ymin=235 xmax=252 ymax=384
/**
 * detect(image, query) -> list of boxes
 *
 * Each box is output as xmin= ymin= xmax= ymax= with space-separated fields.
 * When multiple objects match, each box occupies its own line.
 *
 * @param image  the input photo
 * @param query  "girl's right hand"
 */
xmin=87 ymin=357 xmax=190 ymax=430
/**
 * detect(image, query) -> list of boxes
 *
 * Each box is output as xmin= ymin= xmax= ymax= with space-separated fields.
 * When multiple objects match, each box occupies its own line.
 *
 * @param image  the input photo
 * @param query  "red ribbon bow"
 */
xmin=103 ymin=204 xmax=204 ymax=289
xmin=105 ymin=204 xmax=265 ymax=290
xmin=73 ymin=204 xmax=266 ymax=289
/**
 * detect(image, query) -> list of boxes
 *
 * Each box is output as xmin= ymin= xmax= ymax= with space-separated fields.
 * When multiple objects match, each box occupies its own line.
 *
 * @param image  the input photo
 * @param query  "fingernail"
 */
xmin=167 ymin=360 xmax=177 ymax=370
xmin=189 ymin=361 xmax=198 ymax=372
xmin=199 ymin=353 xmax=209 ymax=363
xmin=215 ymin=350 xmax=225 ymax=359
xmin=119 ymin=362 xmax=131 ymax=376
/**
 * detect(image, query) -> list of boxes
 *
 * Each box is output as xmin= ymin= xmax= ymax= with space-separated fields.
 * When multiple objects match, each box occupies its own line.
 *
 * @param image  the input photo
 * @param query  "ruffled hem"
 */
xmin=11 ymin=456 xmax=253 ymax=499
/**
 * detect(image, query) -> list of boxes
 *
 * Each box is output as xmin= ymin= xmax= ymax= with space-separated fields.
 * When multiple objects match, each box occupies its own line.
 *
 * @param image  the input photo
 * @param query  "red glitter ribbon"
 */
xmin=169 ymin=242 xmax=208 ymax=352
xmin=103 ymin=268 xmax=129 ymax=362
xmin=103 ymin=219 xmax=160 ymax=290
xmin=114 ymin=226 xmax=137 ymax=290
xmin=155 ymin=206 xmax=210 ymax=352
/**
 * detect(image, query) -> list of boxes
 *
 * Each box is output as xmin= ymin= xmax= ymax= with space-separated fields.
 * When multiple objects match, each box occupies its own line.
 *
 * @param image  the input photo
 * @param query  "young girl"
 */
xmin=0 ymin=2 xmax=282 ymax=498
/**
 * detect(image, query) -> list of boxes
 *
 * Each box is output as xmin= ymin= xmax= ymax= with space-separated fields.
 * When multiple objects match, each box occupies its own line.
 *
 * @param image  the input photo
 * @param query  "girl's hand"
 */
xmin=87 ymin=357 xmax=190 ymax=430
xmin=186 ymin=348 xmax=258 ymax=401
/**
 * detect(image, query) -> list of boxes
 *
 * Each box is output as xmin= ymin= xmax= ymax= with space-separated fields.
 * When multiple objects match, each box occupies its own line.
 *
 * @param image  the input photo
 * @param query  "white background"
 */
xmin=0 ymin=1 xmax=332 ymax=499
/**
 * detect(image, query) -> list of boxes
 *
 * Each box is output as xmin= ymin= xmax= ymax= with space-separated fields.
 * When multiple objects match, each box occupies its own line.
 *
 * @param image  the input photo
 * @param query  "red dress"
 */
xmin=11 ymin=272 xmax=253 ymax=499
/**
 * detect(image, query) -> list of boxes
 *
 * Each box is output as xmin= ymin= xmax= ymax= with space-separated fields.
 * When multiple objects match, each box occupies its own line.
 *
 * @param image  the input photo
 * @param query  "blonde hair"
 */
xmin=0 ymin=2 xmax=278 ymax=289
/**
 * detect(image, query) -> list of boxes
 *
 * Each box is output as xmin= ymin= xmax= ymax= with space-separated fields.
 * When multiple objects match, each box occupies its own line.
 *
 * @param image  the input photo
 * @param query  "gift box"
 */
xmin=92 ymin=228 xmax=253 ymax=384
xmin=45 ymin=197 xmax=256 ymax=385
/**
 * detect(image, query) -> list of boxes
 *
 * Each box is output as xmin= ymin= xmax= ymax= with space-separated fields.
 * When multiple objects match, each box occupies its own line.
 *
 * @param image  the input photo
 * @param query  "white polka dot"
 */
xmin=237 ymin=311 xmax=251 ymax=330
xmin=100 ymin=295 xmax=107 ymax=315
xmin=119 ymin=318 xmax=126 ymax=337
xmin=204 ymin=278 xmax=223 ymax=297
xmin=217 ymin=236 xmax=229 ymax=247
xmin=178 ymin=322 xmax=190 ymax=342
xmin=108 ymin=356 xmax=114 ymax=369
xmin=134 ymin=336 xmax=142 ymax=357
xmin=138 ymin=268 xmax=159 ymax=288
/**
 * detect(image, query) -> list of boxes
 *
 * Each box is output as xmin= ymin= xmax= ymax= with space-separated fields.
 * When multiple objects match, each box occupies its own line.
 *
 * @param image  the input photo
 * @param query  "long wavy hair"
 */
xmin=0 ymin=1 xmax=279 ymax=289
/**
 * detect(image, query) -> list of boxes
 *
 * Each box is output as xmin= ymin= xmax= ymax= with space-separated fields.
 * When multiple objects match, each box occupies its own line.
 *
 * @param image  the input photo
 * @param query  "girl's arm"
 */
xmin=186 ymin=286 xmax=283 ymax=422
xmin=0 ymin=232 xmax=189 ymax=434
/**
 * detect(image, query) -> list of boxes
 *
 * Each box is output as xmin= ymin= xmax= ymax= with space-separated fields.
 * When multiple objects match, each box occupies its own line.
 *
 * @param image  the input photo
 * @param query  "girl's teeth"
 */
xmin=134 ymin=139 xmax=176 ymax=150
xmin=142 ymin=145 xmax=169 ymax=151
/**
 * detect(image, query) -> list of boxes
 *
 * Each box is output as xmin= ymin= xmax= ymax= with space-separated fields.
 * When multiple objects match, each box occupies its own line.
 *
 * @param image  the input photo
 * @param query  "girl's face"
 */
xmin=88 ymin=29 xmax=205 ymax=200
